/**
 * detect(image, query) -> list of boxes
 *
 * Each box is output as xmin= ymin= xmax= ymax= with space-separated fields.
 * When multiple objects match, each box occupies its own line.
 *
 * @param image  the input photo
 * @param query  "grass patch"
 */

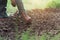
xmin=50 ymin=33 xmax=60 ymax=40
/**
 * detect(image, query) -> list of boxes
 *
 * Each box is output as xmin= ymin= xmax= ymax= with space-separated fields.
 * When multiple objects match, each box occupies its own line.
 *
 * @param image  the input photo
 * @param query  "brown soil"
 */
xmin=0 ymin=8 xmax=60 ymax=40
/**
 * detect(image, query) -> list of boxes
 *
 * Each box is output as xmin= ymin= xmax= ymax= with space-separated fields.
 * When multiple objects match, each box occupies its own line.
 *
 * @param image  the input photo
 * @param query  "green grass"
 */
xmin=21 ymin=32 xmax=60 ymax=40
xmin=50 ymin=33 xmax=60 ymax=40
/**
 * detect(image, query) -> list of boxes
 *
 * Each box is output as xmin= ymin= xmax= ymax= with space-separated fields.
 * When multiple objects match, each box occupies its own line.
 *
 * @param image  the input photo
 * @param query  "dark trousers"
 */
xmin=0 ymin=0 xmax=7 ymax=18
xmin=0 ymin=12 xmax=8 ymax=18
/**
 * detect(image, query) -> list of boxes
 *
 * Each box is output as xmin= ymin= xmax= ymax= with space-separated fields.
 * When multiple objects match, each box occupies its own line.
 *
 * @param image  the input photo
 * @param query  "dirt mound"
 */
xmin=27 ymin=8 xmax=60 ymax=35
xmin=0 ymin=8 xmax=60 ymax=40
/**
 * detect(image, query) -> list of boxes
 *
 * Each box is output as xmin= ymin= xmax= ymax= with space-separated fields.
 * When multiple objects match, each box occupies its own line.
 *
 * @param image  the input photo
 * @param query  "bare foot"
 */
xmin=21 ymin=12 xmax=32 ymax=24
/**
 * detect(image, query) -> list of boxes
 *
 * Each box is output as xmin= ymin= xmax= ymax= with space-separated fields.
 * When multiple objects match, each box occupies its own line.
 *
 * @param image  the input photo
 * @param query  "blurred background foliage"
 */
xmin=7 ymin=0 xmax=60 ymax=15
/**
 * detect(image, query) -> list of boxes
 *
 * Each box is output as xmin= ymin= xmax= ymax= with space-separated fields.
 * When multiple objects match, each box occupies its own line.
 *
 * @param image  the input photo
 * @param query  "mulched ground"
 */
xmin=0 ymin=8 xmax=60 ymax=40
